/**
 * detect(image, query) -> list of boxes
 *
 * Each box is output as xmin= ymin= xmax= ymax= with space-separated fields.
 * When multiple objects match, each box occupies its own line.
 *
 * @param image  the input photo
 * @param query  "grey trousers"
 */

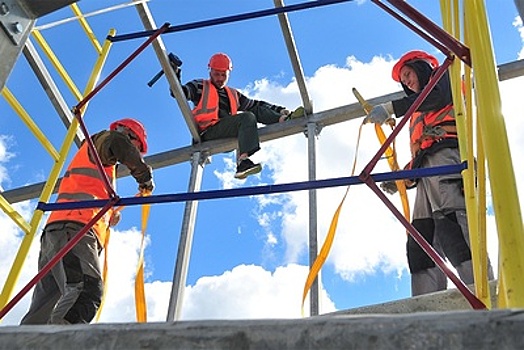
xmin=409 ymin=147 xmax=493 ymax=295
xmin=20 ymin=221 xmax=103 ymax=325
xmin=201 ymin=105 xmax=281 ymax=157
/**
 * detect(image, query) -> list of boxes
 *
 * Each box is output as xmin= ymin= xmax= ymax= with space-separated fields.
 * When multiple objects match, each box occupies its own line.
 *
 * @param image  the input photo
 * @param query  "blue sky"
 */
xmin=1 ymin=0 xmax=524 ymax=324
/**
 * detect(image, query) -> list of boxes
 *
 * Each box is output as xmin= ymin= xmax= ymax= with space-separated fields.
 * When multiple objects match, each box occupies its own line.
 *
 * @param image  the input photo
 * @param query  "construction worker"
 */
xmin=20 ymin=118 xmax=154 ymax=325
xmin=364 ymin=50 xmax=493 ymax=296
xmin=176 ymin=52 xmax=304 ymax=179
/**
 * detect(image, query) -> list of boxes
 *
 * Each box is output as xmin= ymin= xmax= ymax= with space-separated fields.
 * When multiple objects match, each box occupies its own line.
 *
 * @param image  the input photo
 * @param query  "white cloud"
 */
xmin=514 ymin=15 xmax=524 ymax=59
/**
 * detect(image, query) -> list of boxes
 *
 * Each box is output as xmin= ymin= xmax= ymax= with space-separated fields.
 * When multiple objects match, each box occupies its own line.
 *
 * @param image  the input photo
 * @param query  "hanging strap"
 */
xmin=93 ymin=192 xmax=151 ymax=323
xmin=352 ymin=88 xmax=410 ymax=224
xmin=301 ymin=88 xmax=411 ymax=315
xmin=135 ymin=191 xmax=151 ymax=322
xmin=301 ymin=120 xmax=363 ymax=315
xmin=94 ymin=225 xmax=111 ymax=322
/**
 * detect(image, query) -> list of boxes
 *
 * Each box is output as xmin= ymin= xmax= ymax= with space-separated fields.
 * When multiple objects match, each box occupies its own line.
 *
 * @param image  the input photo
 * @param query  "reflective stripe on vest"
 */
xmin=409 ymin=104 xmax=456 ymax=156
xmin=48 ymin=142 xmax=116 ymax=244
xmin=192 ymin=79 xmax=239 ymax=132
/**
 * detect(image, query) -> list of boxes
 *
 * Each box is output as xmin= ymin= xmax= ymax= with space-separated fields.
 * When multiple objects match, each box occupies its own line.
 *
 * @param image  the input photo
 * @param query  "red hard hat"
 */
xmin=110 ymin=118 xmax=148 ymax=154
xmin=208 ymin=53 xmax=232 ymax=71
xmin=392 ymin=50 xmax=439 ymax=82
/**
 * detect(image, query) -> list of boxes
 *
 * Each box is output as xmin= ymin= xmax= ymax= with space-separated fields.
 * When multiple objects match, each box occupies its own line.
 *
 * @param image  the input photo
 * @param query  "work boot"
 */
xmin=455 ymin=259 xmax=474 ymax=285
xmin=234 ymin=158 xmax=262 ymax=179
xmin=285 ymin=106 xmax=305 ymax=121
xmin=411 ymin=266 xmax=447 ymax=296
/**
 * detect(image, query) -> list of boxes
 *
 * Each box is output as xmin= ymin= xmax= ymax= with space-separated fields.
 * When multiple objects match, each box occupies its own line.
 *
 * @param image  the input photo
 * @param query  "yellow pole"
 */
xmin=440 ymin=0 xmax=492 ymax=307
xmin=0 ymin=30 xmax=115 ymax=313
xmin=1 ymin=88 xmax=59 ymax=160
xmin=465 ymin=0 xmax=524 ymax=307
xmin=463 ymin=12 xmax=491 ymax=306
xmin=70 ymin=3 xmax=103 ymax=54
xmin=31 ymin=29 xmax=83 ymax=101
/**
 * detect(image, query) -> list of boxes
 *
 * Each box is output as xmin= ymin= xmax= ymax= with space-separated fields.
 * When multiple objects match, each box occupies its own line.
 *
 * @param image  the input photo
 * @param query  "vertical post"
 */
xmin=166 ymin=152 xmax=205 ymax=321
xmin=307 ymin=121 xmax=319 ymax=316
xmin=465 ymin=0 xmax=524 ymax=307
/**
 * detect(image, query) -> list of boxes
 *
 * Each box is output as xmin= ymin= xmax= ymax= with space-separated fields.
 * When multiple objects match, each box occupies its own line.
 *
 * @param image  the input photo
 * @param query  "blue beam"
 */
xmin=37 ymin=163 xmax=466 ymax=211
xmin=108 ymin=0 xmax=353 ymax=42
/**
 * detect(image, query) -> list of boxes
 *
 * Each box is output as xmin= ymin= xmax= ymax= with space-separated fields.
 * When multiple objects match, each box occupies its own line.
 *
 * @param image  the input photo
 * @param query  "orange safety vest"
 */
xmin=409 ymin=104 xmax=457 ymax=158
xmin=47 ymin=142 xmax=116 ymax=244
xmin=192 ymin=79 xmax=239 ymax=132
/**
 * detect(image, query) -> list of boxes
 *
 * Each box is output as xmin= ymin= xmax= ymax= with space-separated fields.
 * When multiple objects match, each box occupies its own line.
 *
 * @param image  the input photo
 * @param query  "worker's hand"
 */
xmin=139 ymin=179 xmax=155 ymax=194
xmin=280 ymin=109 xmax=291 ymax=116
xmin=380 ymin=181 xmax=398 ymax=195
xmin=278 ymin=109 xmax=290 ymax=122
xmin=109 ymin=211 xmax=121 ymax=227
xmin=364 ymin=102 xmax=393 ymax=124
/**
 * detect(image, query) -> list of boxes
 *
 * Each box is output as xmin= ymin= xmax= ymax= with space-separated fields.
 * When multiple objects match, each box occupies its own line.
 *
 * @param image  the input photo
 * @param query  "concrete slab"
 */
xmin=329 ymin=282 xmax=498 ymax=315
xmin=1 ymin=309 xmax=523 ymax=349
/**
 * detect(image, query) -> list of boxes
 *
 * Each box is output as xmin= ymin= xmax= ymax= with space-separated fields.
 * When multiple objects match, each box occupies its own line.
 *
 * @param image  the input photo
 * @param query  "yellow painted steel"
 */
xmin=440 ymin=0 xmax=492 ymax=307
xmin=0 ymin=31 xmax=115 ymax=313
xmin=0 ymin=195 xmax=31 ymax=234
xmin=1 ymin=88 xmax=59 ymax=160
xmin=464 ymin=16 xmax=492 ymax=306
xmin=31 ymin=29 xmax=83 ymax=101
xmin=465 ymin=0 xmax=524 ymax=307
xmin=70 ymin=3 xmax=103 ymax=54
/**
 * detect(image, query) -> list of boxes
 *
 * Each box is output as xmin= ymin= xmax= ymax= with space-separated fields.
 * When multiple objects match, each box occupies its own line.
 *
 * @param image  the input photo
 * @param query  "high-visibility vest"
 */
xmin=47 ymin=142 xmax=116 ymax=244
xmin=409 ymin=104 xmax=457 ymax=158
xmin=192 ymin=79 xmax=239 ymax=132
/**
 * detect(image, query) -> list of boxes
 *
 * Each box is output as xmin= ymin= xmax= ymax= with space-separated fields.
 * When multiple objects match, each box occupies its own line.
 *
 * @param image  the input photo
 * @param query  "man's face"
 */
xmin=399 ymin=65 xmax=420 ymax=93
xmin=209 ymin=68 xmax=229 ymax=88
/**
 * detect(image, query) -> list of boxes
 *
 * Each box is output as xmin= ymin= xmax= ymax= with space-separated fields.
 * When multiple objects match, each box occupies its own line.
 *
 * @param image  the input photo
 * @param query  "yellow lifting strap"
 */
xmin=301 ymin=89 xmax=411 ymax=315
xmin=300 ymin=118 xmax=363 ymax=316
xmin=93 ymin=192 xmax=151 ymax=323
xmin=135 ymin=191 xmax=151 ymax=323
xmin=352 ymin=88 xmax=410 ymax=224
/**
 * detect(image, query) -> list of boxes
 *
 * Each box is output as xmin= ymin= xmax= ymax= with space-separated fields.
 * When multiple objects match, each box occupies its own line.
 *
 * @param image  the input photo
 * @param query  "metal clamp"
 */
xmin=0 ymin=0 xmax=32 ymax=45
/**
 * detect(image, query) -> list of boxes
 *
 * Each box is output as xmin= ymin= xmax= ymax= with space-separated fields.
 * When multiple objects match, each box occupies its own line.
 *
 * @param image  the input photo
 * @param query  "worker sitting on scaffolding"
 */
xmin=175 ymin=52 xmax=304 ymax=179
xmin=20 ymin=118 xmax=154 ymax=325
xmin=364 ymin=50 xmax=493 ymax=296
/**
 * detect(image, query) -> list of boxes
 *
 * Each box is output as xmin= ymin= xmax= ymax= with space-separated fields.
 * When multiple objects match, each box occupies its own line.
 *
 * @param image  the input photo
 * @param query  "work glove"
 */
xmin=138 ymin=179 xmax=155 ymax=194
xmin=364 ymin=102 xmax=394 ymax=125
xmin=380 ymin=181 xmax=398 ymax=195
xmin=109 ymin=210 xmax=121 ymax=227
xmin=280 ymin=109 xmax=291 ymax=116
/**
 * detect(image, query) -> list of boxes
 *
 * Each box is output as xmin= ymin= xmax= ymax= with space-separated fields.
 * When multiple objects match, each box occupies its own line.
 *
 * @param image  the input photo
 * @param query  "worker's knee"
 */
xmin=407 ymin=218 xmax=435 ymax=273
xmin=64 ymin=274 xmax=102 ymax=324
xmin=434 ymin=212 xmax=472 ymax=266
xmin=237 ymin=111 xmax=257 ymax=125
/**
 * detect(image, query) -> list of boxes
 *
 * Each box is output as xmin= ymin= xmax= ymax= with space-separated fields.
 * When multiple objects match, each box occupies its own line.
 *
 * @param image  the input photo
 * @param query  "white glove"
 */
xmin=364 ymin=102 xmax=394 ymax=124
xmin=280 ymin=109 xmax=291 ymax=116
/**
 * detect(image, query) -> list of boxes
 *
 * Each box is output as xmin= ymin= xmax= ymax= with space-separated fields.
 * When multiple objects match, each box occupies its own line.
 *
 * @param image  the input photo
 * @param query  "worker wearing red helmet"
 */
xmin=364 ymin=50 xmax=493 ymax=296
xmin=177 ymin=52 xmax=304 ymax=179
xmin=21 ymin=118 xmax=154 ymax=325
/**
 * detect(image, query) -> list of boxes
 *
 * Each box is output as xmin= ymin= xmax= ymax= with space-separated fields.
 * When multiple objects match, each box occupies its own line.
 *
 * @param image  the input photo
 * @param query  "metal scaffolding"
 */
xmin=1 ymin=0 xmax=524 ymax=322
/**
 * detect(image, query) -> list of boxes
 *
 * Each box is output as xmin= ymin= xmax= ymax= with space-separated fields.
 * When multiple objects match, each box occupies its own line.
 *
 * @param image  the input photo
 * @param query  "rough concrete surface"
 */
xmin=1 ymin=309 xmax=523 ymax=350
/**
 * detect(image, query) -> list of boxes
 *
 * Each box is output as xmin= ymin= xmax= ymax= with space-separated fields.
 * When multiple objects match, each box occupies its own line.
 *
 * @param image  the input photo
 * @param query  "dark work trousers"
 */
xmin=201 ymin=105 xmax=281 ymax=157
xmin=20 ymin=221 xmax=103 ymax=325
